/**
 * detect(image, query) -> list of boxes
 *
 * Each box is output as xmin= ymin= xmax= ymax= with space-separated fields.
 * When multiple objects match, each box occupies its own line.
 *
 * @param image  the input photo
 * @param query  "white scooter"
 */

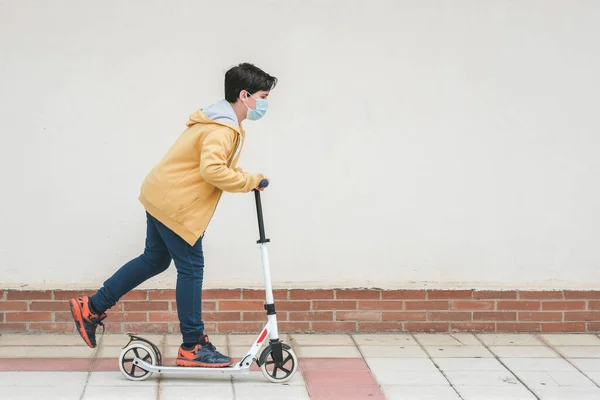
xmin=118 ymin=180 xmax=298 ymax=383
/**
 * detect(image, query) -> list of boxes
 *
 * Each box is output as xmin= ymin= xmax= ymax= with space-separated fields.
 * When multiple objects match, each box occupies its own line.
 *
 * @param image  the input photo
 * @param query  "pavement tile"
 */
xmin=302 ymin=357 xmax=386 ymax=400
xmin=444 ymin=370 xmax=519 ymax=386
xmin=0 ymin=358 xmax=91 ymax=371
xmin=366 ymin=357 xmax=438 ymax=372
xmin=569 ymin=358 xmax=600 ymax=372
xmin=300 ymin=358 xmax=366 ymax=371
xmin=232 ymin=370 xmax=305 ymax=385
xmin=515 ymin=370 xmax=595 ymax=388
xmin=295 ymin=346 xmax=361 ymax=358
xmin=1 ymin=385 xmax=82 ymax=400
xmin=160 ymin=385 xmax=234 ymax=400
xmin=303 ymin=370 xmax=376 ymax=386
xmin=101 ymin=334 xmax=164 ymax=347
xmin=309 ymin=385 xmax=386 ymax=400
xmin=533 ymin=387 xmax=600 ymax=400
xmin=373 ymin=369 xmax=449 ymax=386
xmin=228 ymin=345 xmax=260 ymax=358
xmin=82 ymin=385 xmax=158 ymax=400
xmin=547 ymin=371 xmax=596 ymax=387
xmin=540 ymin=334 xmax=600 ymax=346
xmin=87 ymin=371 xmax=157 ymax=386
xmin=433 ymin=357 xmax=508 ymax=371
xmin=383 ymin=385 xmax=460 ymax=400
xmin=554 ymin=346 xmax=600 ymax=358
xmin=0 ymin=334 xmax=87 ymax=346
xmin=0 ymin=346 xmax=95 ymax=358
xmin=424 ymin=346 xmax=493 ymax=358
xmin=501 ymin=357 xmax=578 ymax=372
xmin=586 ymin=372 xmax=600 ymax=385
xmin=359 ymin=345 xmax=428 ymax=358
xmin=228 ymin=334 xmax=289 ymax=346
xmin=235 ymin=385 xmax=310 ymax=400
xmin=414 ymin=333 xmax=480 ymax=346
xmin=96 ymin=346 xmax=128 ymax=358
xmin=456 ymin=385 xmax=536 ymax=400
xmin=163 ymin=346 xmax=181 ymax=358
xmin=0 ymin=371 xmax=88 ymax=386
xmin=160 ymin=375 xmax=233 ymax=386
xmin=352 ymin=333 xmax=418 ymax=346
xmin=477 ymin=334 xmax=543 ymax=346
xmin=91 ymin=358 xmax=121 ymax=371
xmin=489 ymin=346 xmax=558 ymax=358
xmin=289 ymin=334 xmax=353 ymax=346
xmin=513 ymin=371 xmax=558 ymax=387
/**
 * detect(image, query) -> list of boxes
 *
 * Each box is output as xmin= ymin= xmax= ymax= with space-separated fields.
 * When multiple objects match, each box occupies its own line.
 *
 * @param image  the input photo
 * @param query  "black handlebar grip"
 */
xmin=259 ymin=179 xmax=269 ymax=188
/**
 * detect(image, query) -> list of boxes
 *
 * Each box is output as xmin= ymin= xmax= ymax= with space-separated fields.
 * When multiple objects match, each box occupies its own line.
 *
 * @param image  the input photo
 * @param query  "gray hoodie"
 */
xmin=202 ymin=99 xmax=240 ymax=127
xmin=199 ymin=99 xmax=243 ymax=164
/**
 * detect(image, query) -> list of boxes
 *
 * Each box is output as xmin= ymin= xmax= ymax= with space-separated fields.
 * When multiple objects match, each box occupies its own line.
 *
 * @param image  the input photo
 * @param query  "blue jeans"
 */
xmin=90 ymin=212 xmax=205 ymax=343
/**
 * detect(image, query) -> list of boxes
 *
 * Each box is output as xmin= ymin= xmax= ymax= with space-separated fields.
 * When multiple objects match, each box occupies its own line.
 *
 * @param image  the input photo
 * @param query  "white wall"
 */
xmin=1 ymin=0 xmax=599 ymax=290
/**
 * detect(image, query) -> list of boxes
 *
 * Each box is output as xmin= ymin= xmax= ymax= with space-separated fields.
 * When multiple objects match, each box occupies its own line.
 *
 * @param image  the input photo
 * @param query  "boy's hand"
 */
xmin=256 ymin=177 xmax=270 ymax=191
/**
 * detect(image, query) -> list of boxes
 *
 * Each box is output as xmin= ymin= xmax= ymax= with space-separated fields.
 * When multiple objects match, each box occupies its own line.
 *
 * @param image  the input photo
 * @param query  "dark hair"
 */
xmin=225 ymin=63 xmax=277 ymax=103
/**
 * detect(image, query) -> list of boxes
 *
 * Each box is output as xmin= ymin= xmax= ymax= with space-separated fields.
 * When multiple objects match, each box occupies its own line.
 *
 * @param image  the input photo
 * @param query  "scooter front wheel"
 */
xmin=119 ymin=343 xmax=157 ymax=381
xmin=259 ymin=343 xmax=298 ymax=383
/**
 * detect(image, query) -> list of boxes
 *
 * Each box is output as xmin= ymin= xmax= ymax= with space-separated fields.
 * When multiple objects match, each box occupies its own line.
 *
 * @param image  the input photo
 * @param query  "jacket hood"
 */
xmin=187 ymin=99 xmax=241 ymax=132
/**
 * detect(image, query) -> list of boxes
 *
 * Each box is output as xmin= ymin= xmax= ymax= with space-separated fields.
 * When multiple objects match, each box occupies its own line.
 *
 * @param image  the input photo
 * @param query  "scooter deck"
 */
xmin=133 ymin=358 xmax=252 ymax=375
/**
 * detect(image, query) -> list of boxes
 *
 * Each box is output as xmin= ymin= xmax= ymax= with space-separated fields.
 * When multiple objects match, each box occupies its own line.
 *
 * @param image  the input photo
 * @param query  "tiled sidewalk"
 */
xmin=0 ymin=333 xmax=599 ymax=399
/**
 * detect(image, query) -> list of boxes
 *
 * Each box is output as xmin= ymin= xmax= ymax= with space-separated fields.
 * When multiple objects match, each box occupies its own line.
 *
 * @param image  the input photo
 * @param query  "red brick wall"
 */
xmin=1 ymin=289 xmax=599 ymax=333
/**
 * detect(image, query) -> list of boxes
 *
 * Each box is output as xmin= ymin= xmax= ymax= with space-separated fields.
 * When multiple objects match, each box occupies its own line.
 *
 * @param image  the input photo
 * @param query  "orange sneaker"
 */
xmin=69 ymin=296 xmax=106 ymax=348
xmin=175 ymin=335 xmax=233 ymax=368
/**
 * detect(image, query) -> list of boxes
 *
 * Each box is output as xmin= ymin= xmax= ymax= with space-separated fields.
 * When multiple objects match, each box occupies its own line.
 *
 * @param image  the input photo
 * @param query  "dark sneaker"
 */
xmin=176 ymin=334 xmax=233 ymax=368
xmin=69 ymin=296 xmax=106 ymax=348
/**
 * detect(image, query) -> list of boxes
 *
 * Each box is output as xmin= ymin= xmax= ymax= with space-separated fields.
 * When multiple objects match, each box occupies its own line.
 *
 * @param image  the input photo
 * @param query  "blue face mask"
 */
xmin=244 ymin=92 xmax=269 ymax=121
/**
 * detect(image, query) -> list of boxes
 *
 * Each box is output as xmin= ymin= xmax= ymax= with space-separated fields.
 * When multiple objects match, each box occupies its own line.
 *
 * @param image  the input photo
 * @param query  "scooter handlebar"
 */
xmin=258 ymin=179 xmax=269 ymax=188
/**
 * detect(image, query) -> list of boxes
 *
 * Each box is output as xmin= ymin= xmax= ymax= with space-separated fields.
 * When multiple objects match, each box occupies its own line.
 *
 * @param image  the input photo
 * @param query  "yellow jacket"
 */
xmin=139 ymin=104 xmax=263 ymax=245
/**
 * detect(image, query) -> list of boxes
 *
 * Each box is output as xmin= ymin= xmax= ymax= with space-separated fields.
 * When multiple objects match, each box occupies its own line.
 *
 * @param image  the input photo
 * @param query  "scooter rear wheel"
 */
xmin=119 ymin=343 xmax=157 ymax=381
xmin=259 ymin=344 xmax=298 ymax=383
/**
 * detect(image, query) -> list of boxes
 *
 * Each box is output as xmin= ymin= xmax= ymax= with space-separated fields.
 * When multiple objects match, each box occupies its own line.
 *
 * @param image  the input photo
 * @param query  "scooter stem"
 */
xmin=254 ymin=189 xmax=277 ymax=337
xmin=254 ymin=190 xmax=270 ymax=245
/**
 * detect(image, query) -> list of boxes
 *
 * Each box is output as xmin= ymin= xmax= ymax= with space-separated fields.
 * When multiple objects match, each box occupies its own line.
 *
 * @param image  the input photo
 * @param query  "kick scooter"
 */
xmin=117 ymin=180 xmax=298 ymax=383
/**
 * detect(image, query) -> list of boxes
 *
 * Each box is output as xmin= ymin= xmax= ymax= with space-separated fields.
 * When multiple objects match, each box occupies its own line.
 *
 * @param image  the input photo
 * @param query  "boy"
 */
xmin=69 ymin=63 xmax=277 ymax=367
